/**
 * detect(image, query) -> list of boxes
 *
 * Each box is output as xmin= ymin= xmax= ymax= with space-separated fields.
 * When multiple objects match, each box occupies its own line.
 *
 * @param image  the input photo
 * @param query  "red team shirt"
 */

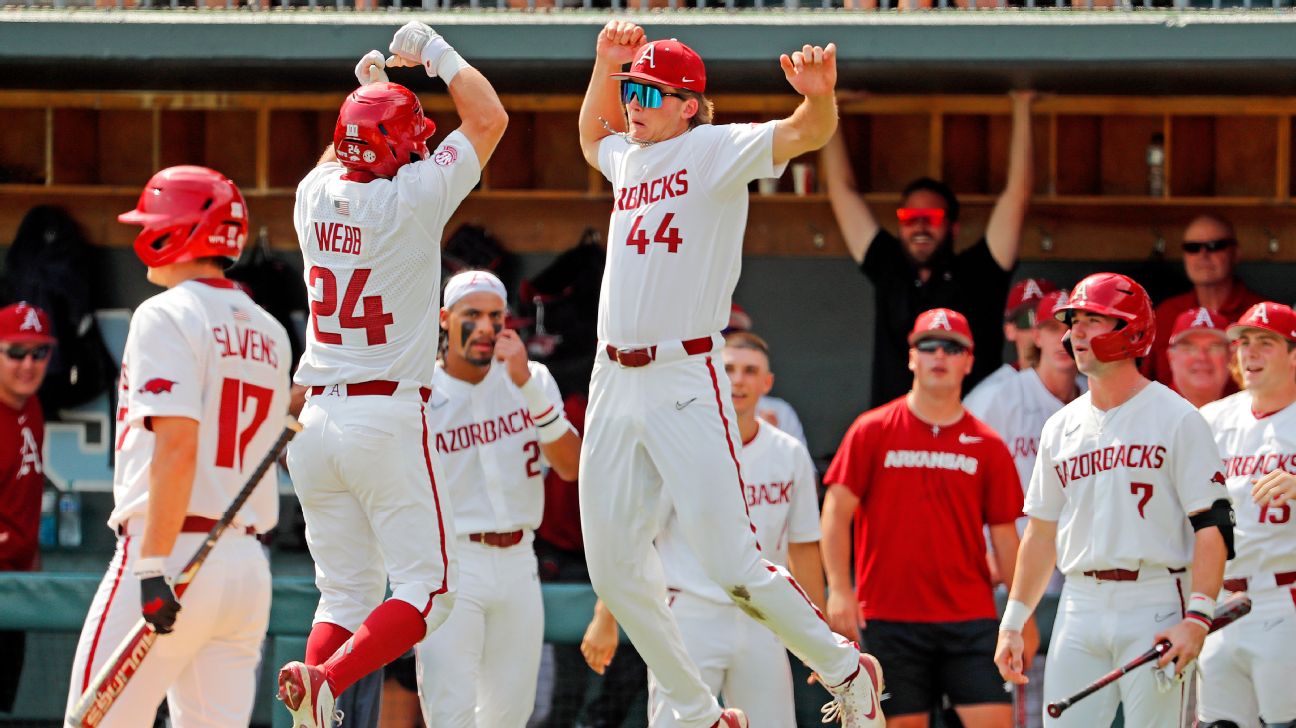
xmin=825 ymin=397 xmax=1023 ymax=623
xmin=0 ymin=397 xmax=44 ymax=571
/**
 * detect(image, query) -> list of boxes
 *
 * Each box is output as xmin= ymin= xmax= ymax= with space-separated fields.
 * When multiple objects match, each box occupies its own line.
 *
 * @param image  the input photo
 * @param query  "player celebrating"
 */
xmin=1196 ymin=302 xmax=1296 ymax=728
xmin=277 ymin=23 xmax=508 ymax=728
xmin=577 ymin=21 xmax=882 ymax=728
xmin=581 ymin=332 xmax=826 ymax=727
xmin=66 ymin=166 xmax=291 ymax=727
xmin=995 ymin=272 xmax=1233 ymax=728
xmin=417 ymin=270 xmax=580 ymax=728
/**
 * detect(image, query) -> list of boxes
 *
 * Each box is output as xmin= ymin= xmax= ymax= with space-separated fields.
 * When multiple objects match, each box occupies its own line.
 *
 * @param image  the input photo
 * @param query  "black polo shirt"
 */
xmin=861 ymin=229 xmax=1013 ymax=407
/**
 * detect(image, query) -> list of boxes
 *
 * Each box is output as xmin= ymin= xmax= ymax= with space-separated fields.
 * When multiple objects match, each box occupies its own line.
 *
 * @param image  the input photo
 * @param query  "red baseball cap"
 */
xmin=909 ymin=308 xmax=974 ymax=350
xmin=1005 ymin=278 xmax=1058 ymax=318
xmin=610 ymin=39 xmax=706 ymax=94
xmin=1227 ymin=302 xmax=1296 ymax=344
xmin=1034 ymin=290 xmax=1069 ymax=327
xmin=0 ymin=302 xmax=55 ymax=344
xmin=1169 ymin=306 xmax=1230 ymax=346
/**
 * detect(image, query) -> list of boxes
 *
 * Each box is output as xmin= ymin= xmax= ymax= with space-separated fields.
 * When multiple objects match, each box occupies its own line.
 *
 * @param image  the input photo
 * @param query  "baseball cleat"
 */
xmin=713 ymin=707 xmax=749 ymax=727
xmin=821 ymin=652 xmax=885 ymax=727
xmin=278 ymin=661 xmax=337 ymax=728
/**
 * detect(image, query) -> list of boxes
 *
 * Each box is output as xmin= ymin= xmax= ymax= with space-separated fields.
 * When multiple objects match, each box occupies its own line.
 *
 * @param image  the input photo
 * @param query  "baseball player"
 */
xmin=577 ymin=20 xmax=883 ymax=728
xmin=581 ymin=332 xmax=825 ymax=727
xmin=276 ymin=24 xmax=508 ymax=728
xmin=65 ymin=166 xmax=291 ymax=727
xmin=1165 ymin=307 xmax=1233 ymax=410
xmin=416 ymin=270 xmax=580 ymax=728
xmin=995 ymin=272 xmax=1234 ymax=728
xmin=1196 ymin=302 xmax=1296 ymax=728
xmin=976 ymin=278 xmax=1061 ymax=396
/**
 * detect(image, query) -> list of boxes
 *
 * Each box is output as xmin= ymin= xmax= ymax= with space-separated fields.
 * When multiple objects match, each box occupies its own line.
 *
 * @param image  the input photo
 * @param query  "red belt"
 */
xmin=118 ymin=515 xmax=255 ymax=537
xmin=310 ymin=380 xmax=431 ymax=402
xmin=1224 ymin=570 xmax=1296 ymax=593
xmin=468 ymin=530 xmax=524 ymax=548
xmin=1082 ymin=567 xmax=1186 ymax=582
xmin=605 ymin=337 xmax=714 ymax=368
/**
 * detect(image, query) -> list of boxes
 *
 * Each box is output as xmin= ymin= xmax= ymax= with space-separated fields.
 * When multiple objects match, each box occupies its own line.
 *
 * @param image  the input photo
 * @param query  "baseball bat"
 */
xmin=1046 ymin=592 xmax=1252 ymax=719
xmin=66 ymin=418 xmax=302 ymax=728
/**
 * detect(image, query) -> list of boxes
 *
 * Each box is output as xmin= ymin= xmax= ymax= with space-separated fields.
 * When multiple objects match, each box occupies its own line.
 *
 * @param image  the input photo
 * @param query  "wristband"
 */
xmin=1187 ymin=592 xmax=1216 ymax=620
xmin=1185 ymin=610 xmax=1212 ymax=632
xmin=521 ymin=378 xmax=569 ymax=444
xmin=1000 ymin=599 xmax=1032 ymax=632
xmin=420 ymin=36 xmax=469 ymax=85
xmin=133 ymin=556 xmax=166 ymax=580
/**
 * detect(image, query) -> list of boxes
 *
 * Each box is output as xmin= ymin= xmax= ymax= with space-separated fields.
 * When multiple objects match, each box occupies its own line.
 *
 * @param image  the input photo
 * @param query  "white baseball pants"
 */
xmin=415 ymin=533 xmax=544 ymax=728
xmin=1197 ymin=582 xmax=1296 ymax=727
xmin=579 ymin=345 xmax=857 ymax=728
xmin=65 ymin=531 xmax=269 ymax=728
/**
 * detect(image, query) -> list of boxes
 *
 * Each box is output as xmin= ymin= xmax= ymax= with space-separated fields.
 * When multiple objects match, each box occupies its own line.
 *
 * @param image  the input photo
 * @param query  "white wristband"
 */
xmin=521 ymin=378 xmax=569 ymax=444
xmin=1000 ymin=599 xmax=1032 ymax=632
xmin=435 ymin=50 xmax=470 ymax=86
xmin=1188 ymin=592 xmax=1216 ymax=620
xmin=420 ymin=36 xmax=469 ymax=85
xmin=133 ymin=556 xmax=166 ymax=580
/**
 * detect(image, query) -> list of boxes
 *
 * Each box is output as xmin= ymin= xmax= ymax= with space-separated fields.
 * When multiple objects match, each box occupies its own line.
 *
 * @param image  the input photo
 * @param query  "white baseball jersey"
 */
xmin=1026 ymin=381 xmax=1225 ymax=575
xmin=1199 ymin=392 xmax=1296 ymax=581
xmin=757 ymin=395 xmax=809 ymax=452
xmin=965 ymin=368 xmax=1087 ymax=492
xmin=596 ymin=122 xmax=787 ymax=346
xmin=656 ymin=421 xmax=819 ymax=604
xmin=293 ymin=132 xmax=480 ymax=386
xmin=426 ymin=360 xmax=563 ymax=534
xmin=974 ymin=363 xmax=1017 ymax=398
xmin=109 ymin=279 xmax=291 ymax=533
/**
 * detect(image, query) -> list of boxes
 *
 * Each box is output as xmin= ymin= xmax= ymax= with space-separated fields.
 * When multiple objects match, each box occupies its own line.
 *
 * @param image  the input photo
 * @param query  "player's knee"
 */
xmin=1198 ymin=720 xmax=1242 ymax=728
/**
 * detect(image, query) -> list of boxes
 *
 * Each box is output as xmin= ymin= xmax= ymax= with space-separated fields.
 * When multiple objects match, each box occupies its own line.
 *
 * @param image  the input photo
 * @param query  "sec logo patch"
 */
xmin=434 ymin=146 xmax=459 ymax=167
xmin=362 ymin=150 xmax=377 ymax=164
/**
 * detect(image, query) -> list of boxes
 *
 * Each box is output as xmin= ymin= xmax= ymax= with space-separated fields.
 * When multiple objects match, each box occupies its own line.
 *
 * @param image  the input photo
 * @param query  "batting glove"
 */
xmin=135 ymin=557 xmax=181 ymax=634
xmin=354 ymin=50 xmax=389 ymax=86
xmin=387 ymin=21 xmax=467 ymax=83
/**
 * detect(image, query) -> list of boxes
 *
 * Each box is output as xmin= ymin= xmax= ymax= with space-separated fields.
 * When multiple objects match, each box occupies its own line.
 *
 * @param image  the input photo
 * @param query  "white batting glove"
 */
xmin=354 ymin=50 xmax=389 ymax=86
xmin=387 ymin=21 xmax=445 ymax=73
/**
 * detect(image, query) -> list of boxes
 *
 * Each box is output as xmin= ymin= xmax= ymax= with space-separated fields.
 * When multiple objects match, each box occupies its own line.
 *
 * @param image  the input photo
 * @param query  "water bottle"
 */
xmin=39 ymin=487 xmax=57 ymax=548
xmin=58 ymin=490 xmax=82 ymax=549
xmin=1146 ymin=132 xmax=1166 ymax=197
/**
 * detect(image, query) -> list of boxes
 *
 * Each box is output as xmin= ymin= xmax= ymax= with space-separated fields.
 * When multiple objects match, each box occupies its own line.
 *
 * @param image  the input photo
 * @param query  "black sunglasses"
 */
xmin=4 ymin=344 xmax=51 ymax=362
xmin=914 ymin=338 xmax=968 ymax=355
xmin=1182 ymin=238 xmax=1236 ymax=254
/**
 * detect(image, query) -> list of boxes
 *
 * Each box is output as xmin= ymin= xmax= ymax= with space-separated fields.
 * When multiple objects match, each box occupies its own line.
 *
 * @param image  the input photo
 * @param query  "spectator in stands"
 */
xmin=0 ymin=302 xmax=53 ymax=714
xmin=724 ymin=304 xmax=809 ymax=451
xmin=823 ymin=92 xmax=1034 ymax=406
xmin=1144 ymin=214 xmax=1263 ymax=389
xmin=1165 ymin=307 xmax=1232 ymax=409
xmin=978 ymin=278 xmax=1059 ymax=395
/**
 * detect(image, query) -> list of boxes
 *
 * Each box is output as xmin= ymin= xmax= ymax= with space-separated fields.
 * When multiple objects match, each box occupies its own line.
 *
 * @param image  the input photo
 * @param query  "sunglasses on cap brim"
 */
xmin=896 ymin=208 xmax=946 ymax=226
xmin=3 ymin=344 xmax=52 ymax=362
xmin=913 ymin=338 xmax=968 ymax=355
xmin=620 ymin=80 xmax=684 ymax=110
xmin=1181 ymin=238 xmax=1236 ymax=254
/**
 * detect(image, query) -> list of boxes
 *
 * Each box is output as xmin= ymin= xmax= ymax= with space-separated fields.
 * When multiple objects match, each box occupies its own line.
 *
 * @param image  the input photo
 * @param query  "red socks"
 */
xmin=305 ymin=622 xmax=353 ymax=666
xmin=320 ymin=599 xmax=427 ymax=694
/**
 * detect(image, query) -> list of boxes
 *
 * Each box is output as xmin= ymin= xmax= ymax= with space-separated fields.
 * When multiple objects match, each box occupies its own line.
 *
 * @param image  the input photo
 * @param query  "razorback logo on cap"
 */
xmin=927 ymin=309 xmax=952 ymax=331
xmin=19 ymin=308 xmax=42 ymax=333
xmin=1249 ymin=304 xmax=1270 ymax=325
xmin=139 ymin=378 xmax=177 ymax=395
xmin=1021 ymin=279 xmax=1045 ymax=302
xmin=1190 ymin=307 xmax=1219 ymax=329
xmin=1071 ymin=281 xmax=1088 ymax=304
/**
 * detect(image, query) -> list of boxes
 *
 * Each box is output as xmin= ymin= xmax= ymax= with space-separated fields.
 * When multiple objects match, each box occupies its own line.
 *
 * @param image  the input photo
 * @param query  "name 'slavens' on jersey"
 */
xmin=293 ymin=132 xmax=481 ymax=387
xmin=597 ymin=122 xmax=787 ymax=347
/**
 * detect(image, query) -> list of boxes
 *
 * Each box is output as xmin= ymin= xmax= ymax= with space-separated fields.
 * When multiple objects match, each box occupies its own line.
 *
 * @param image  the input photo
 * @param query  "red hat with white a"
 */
xmin=1005 ymin=278 xmax=1058 ymax=318
xmin=610 ymin=39 xmax=706 ymax=94
xmin=0 ymin=302 xmax=55 ymax=344
xmin=908 ymin=308 xmax=974 ymax=350
xmin=1169 ymin=306 xmax=1230 ymax=346
xmin=1033 ymin=290 xmax=1069 ymax=327
xmin=1227 ymin=302 xmax=1296 ymax=344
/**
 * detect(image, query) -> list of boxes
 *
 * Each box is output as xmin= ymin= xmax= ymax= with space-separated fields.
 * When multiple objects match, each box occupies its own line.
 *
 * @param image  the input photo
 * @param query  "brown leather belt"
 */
xmin=310 ymin=380 xmax=431 ymax=402
xmin=1082 ymin=567 xmax=1186 ymax=582
xmin=118 ymin=515 xmax=255 ymax=537
xmin=1224 ymin=570 xmax=1296 ymax=593
xmin=468 ymin=530 xmax=524 ymax=548
xmin=605 ymin=336 xmax=714 ymax=368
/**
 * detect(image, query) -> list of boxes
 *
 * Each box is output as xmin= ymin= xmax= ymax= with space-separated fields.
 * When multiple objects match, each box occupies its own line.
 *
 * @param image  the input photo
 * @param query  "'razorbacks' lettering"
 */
xmin=1222 ymin=452 xmax=1296 ymax=479
xmin=884 ymin=449 xmax=979 ymax=475
xmin=1054 ymin=444 xmax=1167 ymax=487
xmin=745 ymin=480 xmax=792 ymax=507
xmin=435 ymin=407 xmax=534 ymax=454
xmin=1010 ymin=437 xmax=1038 ymax=460
xmin=313 ymin=221 xmax=363 ymax=255
xmin=212 ymin=325 xmax=279 ymax=367
xmin=615 ymin=169 xmax=689 ymax=211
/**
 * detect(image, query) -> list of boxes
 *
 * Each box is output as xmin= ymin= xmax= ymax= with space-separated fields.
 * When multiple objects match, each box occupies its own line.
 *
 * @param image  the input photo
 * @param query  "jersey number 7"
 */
xmin=309 ymin=266 xmax=394 ymax=345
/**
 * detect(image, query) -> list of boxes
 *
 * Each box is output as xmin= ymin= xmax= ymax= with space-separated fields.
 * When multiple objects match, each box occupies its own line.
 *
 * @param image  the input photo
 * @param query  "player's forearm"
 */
xmin=141 ymin=418 xmax=200 ymax=559
xmin=988 ymin=523 xmax=1022 ymax=591
xmin=540 ymin=430 xmax=581 ymax=482
xmin=579 ymin=59 xmax=624 ymax=150
xmin=448 ymin=67 xmax=509 ymax=167
xmin=1006 ymin=518 xmax=1057 ymax=611
xmin=788 ymin=541 xmax=827 ymax=613
xmin=1189 ymin=526 xmax=1227 ymax=599
xmin=819 ymin=502 xmax=854 ymax=594
xmin=773 ymin=93 xmax=838 ymax=167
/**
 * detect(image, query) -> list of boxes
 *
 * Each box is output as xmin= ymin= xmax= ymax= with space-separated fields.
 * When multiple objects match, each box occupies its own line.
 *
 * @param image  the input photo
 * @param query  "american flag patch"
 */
xmin=332 ymin=197 xmax=350 ymax=216
xmin=232 ymin=307 xmax=251 ymax=322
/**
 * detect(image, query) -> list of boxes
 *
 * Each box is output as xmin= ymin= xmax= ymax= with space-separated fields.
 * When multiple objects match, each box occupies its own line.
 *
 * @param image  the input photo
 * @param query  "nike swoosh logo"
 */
xmin=958 ymin=434 xmax=982 ymax=444
xmin=681 ymin=77 xmax=695 ymax=83
xmin=675 ymin=398 xmax=697 ymax=410
xmin=1065 ymin=423 xmax=1082 ymax=436
xmin=428 ymin=398 xmax=449 ymax=409
xmin=1154 ymin=611 xmax=1177 ymax=623
xmin=1264 ymin=618 xmax=1285 ymax=631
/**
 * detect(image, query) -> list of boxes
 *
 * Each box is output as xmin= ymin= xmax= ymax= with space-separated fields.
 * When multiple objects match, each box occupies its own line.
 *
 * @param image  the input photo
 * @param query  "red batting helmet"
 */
xmin=1053 ymin=272 xmax=1154 ymax=362
xmin=119 ymin=166 xmax=246 ymax=268
xmin=333 ymin=82 xmax=435 ymax=180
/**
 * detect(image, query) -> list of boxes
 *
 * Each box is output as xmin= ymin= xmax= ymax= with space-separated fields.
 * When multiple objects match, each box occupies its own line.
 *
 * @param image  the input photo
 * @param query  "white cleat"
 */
xmin=277 ymin=661 xmax=338 ymax=728
xmin=821 ymin=652 xmax=885 ymax=727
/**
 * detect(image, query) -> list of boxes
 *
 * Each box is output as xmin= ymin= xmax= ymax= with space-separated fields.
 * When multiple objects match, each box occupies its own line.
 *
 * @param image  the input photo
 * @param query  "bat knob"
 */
xmin=1047 ymin=703 xmax=1064 ymax=718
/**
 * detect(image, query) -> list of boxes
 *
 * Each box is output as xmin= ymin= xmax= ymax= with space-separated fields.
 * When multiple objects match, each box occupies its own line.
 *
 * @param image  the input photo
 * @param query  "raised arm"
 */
xmin=771 ymin=43 xmax=839 ymax=168
xmin=822 ymin=130 xmax=880 ymax=265
xmin=984 ymin=91 xmax=1035 ymax=271
xmin=579 ymin=21 xmax=645 ymax=169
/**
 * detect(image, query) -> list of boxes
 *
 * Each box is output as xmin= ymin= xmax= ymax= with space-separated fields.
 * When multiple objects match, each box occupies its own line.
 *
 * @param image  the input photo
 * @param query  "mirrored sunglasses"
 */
xmin=4 ymin=344 xmax=51 ymax=362
xmin=620 ymin=80 xmax=683 ymax=110
xmin=914 ymin=338 xmax=967 ymax=355
xmin=1182 ymin=238 xmax=1235 ymax=254
xmin=896 ymin=207 xmax=946 ymax=227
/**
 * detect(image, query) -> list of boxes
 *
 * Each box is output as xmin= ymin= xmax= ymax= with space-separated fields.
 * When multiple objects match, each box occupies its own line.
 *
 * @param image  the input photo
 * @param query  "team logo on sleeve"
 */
xmin=138 ymin=378 xmax=177 ymax=395
xmin=434 ymin=146 xmax=459 ymax=167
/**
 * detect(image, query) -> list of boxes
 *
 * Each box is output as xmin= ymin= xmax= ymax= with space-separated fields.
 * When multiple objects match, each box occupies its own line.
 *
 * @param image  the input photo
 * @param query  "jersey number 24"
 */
xmin=309 ymin=266 xmax=394 ymax=346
